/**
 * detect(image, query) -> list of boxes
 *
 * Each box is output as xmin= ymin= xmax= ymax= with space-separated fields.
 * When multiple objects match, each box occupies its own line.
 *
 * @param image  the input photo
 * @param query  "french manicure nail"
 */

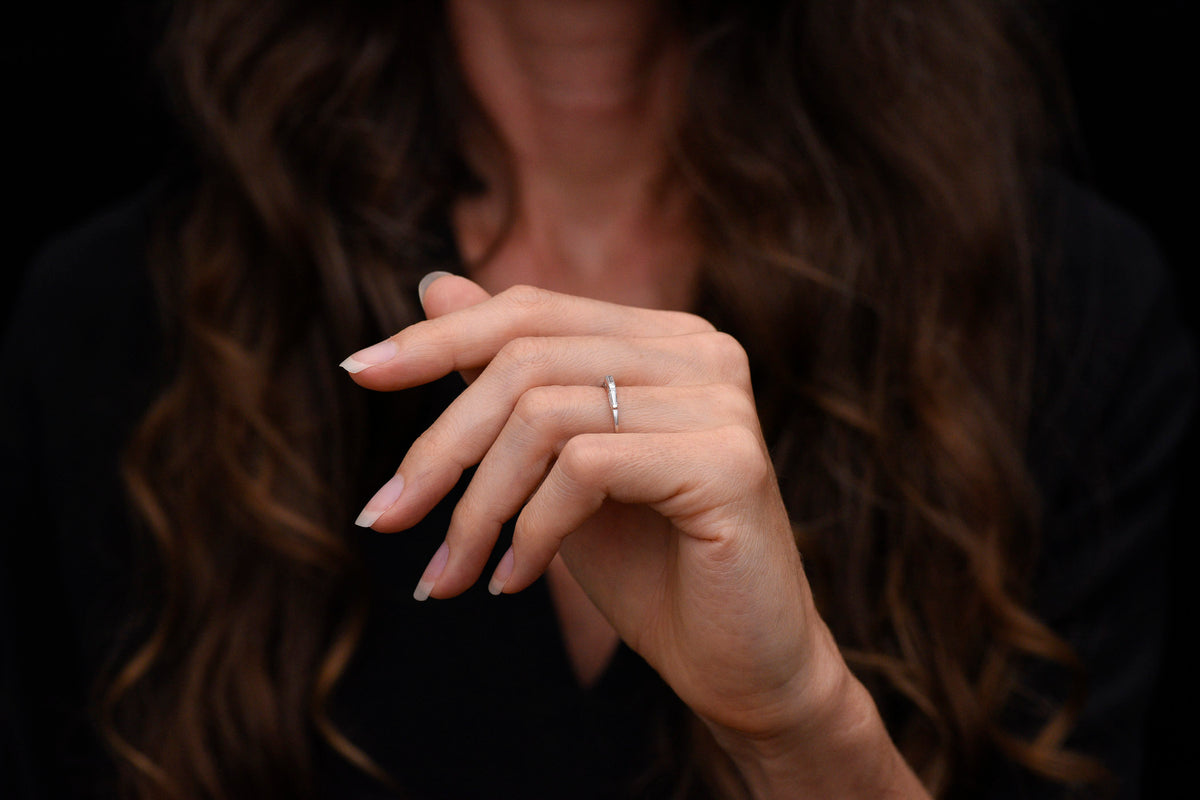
xmin=339 ymin=339 xmax=399 ymax=373
xmin=488 ymin=548 xmax=514 ymax=596
xmin=413 ymin=542 xmax=450 ymax=602
xmin=418 ymin=270 xmax=454 ymax=304
xmin=354 ymin=474 xmax=405 ymax=527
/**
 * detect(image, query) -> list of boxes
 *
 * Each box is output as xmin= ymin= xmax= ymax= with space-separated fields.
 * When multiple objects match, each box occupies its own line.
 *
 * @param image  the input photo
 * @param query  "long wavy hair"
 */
xmin=105 ymin=0 xmax=1098 ymax=797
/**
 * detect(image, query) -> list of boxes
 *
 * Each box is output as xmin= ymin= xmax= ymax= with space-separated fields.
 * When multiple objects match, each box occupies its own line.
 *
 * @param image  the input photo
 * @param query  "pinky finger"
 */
xmin=494 ymin=427 xmax=769 ymax=593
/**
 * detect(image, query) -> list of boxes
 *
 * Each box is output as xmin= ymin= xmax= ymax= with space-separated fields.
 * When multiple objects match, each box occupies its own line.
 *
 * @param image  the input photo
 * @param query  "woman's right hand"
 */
xmin=341 ymin=273 xmax=929 ymax=798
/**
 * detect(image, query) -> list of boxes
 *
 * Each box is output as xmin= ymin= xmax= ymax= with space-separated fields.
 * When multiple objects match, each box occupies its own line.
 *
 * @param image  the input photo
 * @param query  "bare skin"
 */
xmin=341 ymin=1 xmax=932 ymax=797
xmin=449 ymin=0 xmax=694 ymax=684
xmin=448 ymin=0 xmax=698 ymax=312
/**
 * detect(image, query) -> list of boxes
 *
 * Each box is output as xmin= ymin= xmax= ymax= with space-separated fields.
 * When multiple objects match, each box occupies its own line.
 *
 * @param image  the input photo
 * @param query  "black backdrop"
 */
xmin=2 ymin=1 xmax=1193 ymax=794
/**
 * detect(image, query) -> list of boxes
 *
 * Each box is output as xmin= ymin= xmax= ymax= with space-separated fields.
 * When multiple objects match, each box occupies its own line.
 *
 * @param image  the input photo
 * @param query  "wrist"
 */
xmin=706 ymin=628 xmax=929 ymax=799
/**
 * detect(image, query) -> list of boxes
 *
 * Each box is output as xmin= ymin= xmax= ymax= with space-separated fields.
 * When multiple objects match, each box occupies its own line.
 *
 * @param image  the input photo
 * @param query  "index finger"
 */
xmin=341 ymin=279 xmax=715 ymax=391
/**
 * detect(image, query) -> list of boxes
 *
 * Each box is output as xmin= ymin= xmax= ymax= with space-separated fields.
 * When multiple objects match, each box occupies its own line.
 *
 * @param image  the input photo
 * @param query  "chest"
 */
xmin=545 ymin=555 xmax=620 ymax=688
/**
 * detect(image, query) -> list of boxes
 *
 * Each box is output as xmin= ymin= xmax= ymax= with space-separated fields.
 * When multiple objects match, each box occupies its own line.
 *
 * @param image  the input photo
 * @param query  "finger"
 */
xmin=428 ymin=384 xmax=757 ymax=596
xmin=496 ymin=425 xmax=776 ymax=594
xmin=418 ymin=271 xmax=493 ymax=384
xmin=341 ymin=282 xmax=716 ymax=390
xmin=419 ymin=271 xmax=493 ymax=319
xmin=340 ymin=271 xmax=492 ymax=377
xmin=362 ymin=331 xmax=751 ymax=533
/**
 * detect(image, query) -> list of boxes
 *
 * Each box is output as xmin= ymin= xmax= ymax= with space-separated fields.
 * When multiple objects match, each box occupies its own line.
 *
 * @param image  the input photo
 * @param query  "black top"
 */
xmin=1 ymin=179 xmax=1194 ymax=799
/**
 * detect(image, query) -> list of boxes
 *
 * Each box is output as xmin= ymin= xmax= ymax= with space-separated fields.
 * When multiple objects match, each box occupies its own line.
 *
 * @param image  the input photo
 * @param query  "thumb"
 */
xmin=418 ymin=271 xmax=492 ymax=319
xmin=417 ymin=270 xmax=493 ymax=384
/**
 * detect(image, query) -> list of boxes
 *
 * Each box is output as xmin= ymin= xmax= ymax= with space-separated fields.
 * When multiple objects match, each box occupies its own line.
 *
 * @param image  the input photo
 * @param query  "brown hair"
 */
xmin=106 ymin=1 xmax=1098 ymax=797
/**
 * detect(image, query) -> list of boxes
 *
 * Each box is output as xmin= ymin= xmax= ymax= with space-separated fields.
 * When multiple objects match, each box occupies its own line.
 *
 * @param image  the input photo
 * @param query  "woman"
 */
xmin=1 ymin=0 xmax=1192 ymax=798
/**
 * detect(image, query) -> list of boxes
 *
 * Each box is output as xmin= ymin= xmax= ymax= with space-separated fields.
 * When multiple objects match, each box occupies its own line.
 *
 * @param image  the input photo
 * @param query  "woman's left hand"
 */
xmin=342 ymin=273 xmax=925 ymax=797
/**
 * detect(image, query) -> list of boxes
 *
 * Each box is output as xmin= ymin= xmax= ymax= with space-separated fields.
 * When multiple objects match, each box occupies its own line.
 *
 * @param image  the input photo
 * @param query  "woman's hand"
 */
xmin=342 ymin=273 xmax=928 ymax=798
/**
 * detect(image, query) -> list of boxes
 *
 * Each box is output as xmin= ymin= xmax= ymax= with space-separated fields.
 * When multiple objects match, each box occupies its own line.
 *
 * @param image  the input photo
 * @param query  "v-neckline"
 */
xmin=544 ymin=555 xmax=623 ymax=691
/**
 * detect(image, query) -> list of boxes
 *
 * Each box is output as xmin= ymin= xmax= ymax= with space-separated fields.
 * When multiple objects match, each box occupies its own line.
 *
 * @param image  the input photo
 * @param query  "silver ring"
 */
xmin=603 ymin=375 xmax=619 ymax=432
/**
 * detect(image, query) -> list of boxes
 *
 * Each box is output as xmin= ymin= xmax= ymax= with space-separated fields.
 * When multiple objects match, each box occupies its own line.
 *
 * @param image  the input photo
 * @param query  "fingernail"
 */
xmin=418 ymin=270 xmax=454 ymax=304
xmin=413 ymin=542 xmax=449 ymax=602
xmin=339 ymin=339 xmax=398 ymax=373
xmin=354 ymin=474 xmax=405 ymax=527
xmin=488 ymin=547 xmax=514 ymax=596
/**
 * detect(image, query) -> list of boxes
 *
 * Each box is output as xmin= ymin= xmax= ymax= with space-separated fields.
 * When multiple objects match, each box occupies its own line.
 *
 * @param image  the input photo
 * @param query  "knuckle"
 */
xmin=408 ymin=424 xmax=462 ymax=471
xmin=716 ymin=425 xmax=770 ymax=482
xmin=556 ymin=434 xmax=607 ymax=484
xmin=407 ymin=425 xmax=443 ymax=460
xmin=447 ymin=493 xmax=482 ymax=535
xmin=695 ymin=331 xmax=751 ymax=384
xmin=669 ymin=310 xmax=717 ymax=334
xmin=495 ymin=335 xmax=553 ymax=373
xmin=712 ymin=382 xmax=758 ymax=425
xmin=512 ymin=386 xmax=567 ymax=431
xmin=500 ymin=283 xmax=552 ymax=312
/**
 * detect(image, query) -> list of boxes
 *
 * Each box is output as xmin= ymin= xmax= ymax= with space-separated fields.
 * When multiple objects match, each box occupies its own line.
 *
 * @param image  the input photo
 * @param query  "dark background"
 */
xmin=2 ymin=1 xmax=1193 ymax=794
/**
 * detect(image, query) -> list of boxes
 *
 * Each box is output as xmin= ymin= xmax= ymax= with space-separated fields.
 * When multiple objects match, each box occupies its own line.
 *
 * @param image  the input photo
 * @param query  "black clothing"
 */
xmin=1 ymin=180 xmax=1194 ymax=798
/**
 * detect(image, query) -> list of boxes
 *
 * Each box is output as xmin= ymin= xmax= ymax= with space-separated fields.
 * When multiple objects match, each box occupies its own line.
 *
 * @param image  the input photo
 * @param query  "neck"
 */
xmin=448 ymin=0 xmax=695 ymax=304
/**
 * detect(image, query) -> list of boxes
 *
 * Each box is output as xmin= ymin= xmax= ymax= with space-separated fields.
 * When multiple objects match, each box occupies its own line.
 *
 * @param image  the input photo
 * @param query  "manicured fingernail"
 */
xmin=354 ymin=474 xmax=405 ymax=527
xmin=339 ymin=339 xmax=398 ymax=373
xmin=413 ymin=542 xmax=449 ymax=602
xmin=418 ymin=270 xmax=454 ymax=304
xmin=488 ymin=547 xmax=514 ymax=596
